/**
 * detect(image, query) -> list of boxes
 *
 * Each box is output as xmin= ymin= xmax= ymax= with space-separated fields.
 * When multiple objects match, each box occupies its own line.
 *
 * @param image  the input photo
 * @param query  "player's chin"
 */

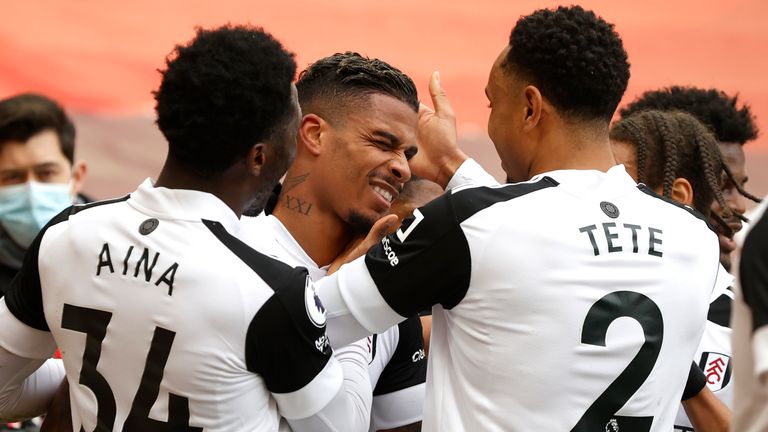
xmin=347 ymin=209 xmax=380 ymax=236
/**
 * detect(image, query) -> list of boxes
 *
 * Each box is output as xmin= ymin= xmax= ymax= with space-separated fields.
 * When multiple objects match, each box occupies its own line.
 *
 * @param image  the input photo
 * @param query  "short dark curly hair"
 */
xmin=619 ymin=86 xmax=758 ymax=144
xmin=154 ymin=25 xmax=297 ymax=177
xmin=0 ymin=93 xmax=76 ymax=164
xmin=504 ymin=6 xmax=630 ymax=122
xmin=296 ymin=52 xmax=418 ymax=123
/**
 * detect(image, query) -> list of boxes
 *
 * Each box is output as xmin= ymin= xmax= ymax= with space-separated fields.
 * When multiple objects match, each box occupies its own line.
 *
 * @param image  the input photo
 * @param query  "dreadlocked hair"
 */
xmin=610 ymin=110 xmax=732 ymax=218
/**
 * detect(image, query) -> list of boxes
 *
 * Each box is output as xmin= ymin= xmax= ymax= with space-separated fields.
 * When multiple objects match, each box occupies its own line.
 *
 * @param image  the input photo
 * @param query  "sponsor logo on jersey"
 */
xmin=412 ymin=348 xmax=425 ymax=363
xmin=315 ymin=334 xmax=329 ymax=352
xmin=600 ymin=201 xmax=620 ymax=219
xmin=381 ymin=237 xmax=399 ymax=267
xmin=699 ymin=351 xmax=731 ymax=391
xmin=304 ymin=276 xmax=326 ymax=328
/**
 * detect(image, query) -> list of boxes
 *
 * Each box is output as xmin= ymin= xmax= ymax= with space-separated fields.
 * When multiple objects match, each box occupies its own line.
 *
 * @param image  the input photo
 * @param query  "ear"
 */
xmin=70 ymin=161 xmax=88 ymax=195
xmin=246 ymin=143 xmax=266 ymax=177
xmin=670 ymin=177 xmax=694 ymax=206
xmin=522 ymin=85 xmax=543 ymax=132
xmin=298 ymin=114 xmax=325 ymax=157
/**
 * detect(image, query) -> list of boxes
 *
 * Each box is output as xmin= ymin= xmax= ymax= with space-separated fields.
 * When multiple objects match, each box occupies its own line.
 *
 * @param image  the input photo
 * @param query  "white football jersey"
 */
xmin=0 ymin=179 xmax=342 ymax=431
xmin=732 ymin=199 xmax=768 ymax=432
xmin=240 ymin=214 xmax=426 ymax=431
xmin=673 ymin=264 xmax=734 ymax=431
xmin=320 ymin=165 xmax=720 ymax=431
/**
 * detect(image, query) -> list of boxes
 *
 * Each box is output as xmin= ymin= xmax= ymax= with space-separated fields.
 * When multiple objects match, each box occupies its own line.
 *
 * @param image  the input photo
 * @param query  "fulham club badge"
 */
xmin=699 ymin=351 xmax=732 ymax=391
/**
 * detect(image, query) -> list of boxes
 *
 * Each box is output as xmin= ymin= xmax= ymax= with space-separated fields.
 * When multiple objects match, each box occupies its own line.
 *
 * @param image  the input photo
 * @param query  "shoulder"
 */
xmin=448 ymin=176 xmax=559 ymax=223
xmin=636 ymin=184 xmax=715 ymax=232
xmin=202 ymin=218 xmax=303 ymax=290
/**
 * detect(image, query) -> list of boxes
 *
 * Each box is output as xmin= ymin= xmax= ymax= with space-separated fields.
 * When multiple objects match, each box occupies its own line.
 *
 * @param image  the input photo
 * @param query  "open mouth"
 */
xmin=371 ymin=185 xmax=395 ymax=203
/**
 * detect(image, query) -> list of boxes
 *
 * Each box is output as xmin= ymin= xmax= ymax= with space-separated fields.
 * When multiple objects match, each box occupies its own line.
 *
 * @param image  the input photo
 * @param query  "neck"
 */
xmin=272 ymin=169 xmax=351 ymax=266
xmin=155 ymin=156 xmax=248 ymax=216
xmin=527 ymin=119 xmax=616 ymax=178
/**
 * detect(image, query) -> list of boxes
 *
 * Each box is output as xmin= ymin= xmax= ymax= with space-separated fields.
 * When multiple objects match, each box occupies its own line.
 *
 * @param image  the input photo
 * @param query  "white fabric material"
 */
xmin=446 ymin=158 xmax=499 ymax=190
xmin=732 ymin=198 xmax=768 ymax=432
xmin=335 ymin=163 xmax=718 ymax=431
xmin=0 ymin=179 xmax=344 ymax=431
xmin=240 ymin=214 xmax=423 ymax=431
xmin=370 ymin=383 xmax=425 ymax=431
xmin=0 ymin=301 xmax=56 ymax=359
xmin=0 ymin=347 xmax=64 ymax=422
xmin=673 ymin=265 xmax=735 ymax=430
xmin=732 ymin=283 xmax=768 ymax=432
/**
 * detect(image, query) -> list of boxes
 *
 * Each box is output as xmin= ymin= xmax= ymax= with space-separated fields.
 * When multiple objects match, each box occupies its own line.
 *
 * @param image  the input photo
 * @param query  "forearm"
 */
xmin=681 ymin=385 xmax=730 ymax=432
xmin=0 ymin=346 xmax=65 ymax=421
xmin=318 ymin=259 xmax=406 ymax=348
xmin=288 ymin=342 xmax=373 ymax=432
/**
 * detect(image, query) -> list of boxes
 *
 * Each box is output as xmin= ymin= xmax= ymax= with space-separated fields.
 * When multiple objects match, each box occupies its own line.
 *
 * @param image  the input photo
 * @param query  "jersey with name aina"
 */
xmin=358 ymin=165 xmax=720 ymax=431
xmin=0 ymin=179 xmax=341 ymax=431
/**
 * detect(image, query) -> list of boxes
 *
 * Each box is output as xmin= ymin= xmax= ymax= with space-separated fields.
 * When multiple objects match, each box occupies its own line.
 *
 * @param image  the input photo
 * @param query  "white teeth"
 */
xmin=372 ymin=186 xmax=394 ymax=203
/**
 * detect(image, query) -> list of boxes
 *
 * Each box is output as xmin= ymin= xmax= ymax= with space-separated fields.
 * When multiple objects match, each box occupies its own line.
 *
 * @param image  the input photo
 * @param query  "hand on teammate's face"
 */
xmin=411 ymin=71 xmax=468 ymax=188
xmin=328 ymin=214 xmax=399 ymax=274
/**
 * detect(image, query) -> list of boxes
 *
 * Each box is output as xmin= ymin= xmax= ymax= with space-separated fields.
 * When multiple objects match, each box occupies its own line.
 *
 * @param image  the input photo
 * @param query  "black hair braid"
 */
xmin=623 ymin=118 xmax=650 ymax=185
xmin=650 ymin=111 xmax=679 ymax=198
xmin=693 ymin=131 xmax=731 ymax=218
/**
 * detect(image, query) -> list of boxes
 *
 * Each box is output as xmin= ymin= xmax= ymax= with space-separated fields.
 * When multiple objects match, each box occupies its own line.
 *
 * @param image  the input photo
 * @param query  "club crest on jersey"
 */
xmin=304 ymin=276 xmax=326 ymax=328
xmin=699 ymin=351 xmax=732 ymax=391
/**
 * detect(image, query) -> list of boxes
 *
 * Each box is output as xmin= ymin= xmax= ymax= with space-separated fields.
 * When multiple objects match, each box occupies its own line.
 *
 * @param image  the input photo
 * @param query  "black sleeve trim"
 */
xmin=637 ymin=184 xmax=715 ymax=233
xmin=706 ymin=293 xmax=732 ymax=328
xmin=202 ymin=219 xmax=301 ymax=289
xmin=681 ymin=361 xmax=706 ymax=401
xmin=5 ymin=195 xmax=131 ymax=331
xmin=203 ymin=219 xmax=333 ymax=393
xmin=450 ymin=177 xmax=559 ymax=224
xmin=245 ymin=273 xmax=333 ymax=393
xmin=366 ymin=178 xmax=558 ymax=316
xmin=373 ymin=315 xmax=427 ymax=396
xmin=740 ymin=212 xmax=768 ymax=331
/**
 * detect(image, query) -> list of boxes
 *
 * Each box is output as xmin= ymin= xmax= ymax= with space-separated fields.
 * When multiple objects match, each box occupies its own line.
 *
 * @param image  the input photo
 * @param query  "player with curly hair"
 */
xmin=0 ymin=25 xmax=364 ymax=432
xmin=316 ymin=6 xmax=720 ymax=431
xmin=620 ymin=86 xmax=760 ymax=272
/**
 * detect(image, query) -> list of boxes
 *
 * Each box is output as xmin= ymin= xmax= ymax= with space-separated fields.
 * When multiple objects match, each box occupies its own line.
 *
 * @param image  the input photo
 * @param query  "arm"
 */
xmin=318 ymin=192 xmax=472 ymax=347
xmin=740 ymin=213 xmax=768 ymax=385
xmin=287 ymin=339 xmax=373 ymax=432
xmin=0 ymin=347 xmax=65 ymax=422
xmin=681 ymin=385 xmax=731 ymax=432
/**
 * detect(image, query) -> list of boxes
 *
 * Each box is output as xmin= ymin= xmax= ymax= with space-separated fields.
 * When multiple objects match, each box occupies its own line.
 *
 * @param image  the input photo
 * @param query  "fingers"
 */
xmin=369 ymin=214 xmax=399 ymax=241
xmin=327 ymin=214 xmax=399 ymax=274
xmin=428 ymin=71 xmax=455 ymax=118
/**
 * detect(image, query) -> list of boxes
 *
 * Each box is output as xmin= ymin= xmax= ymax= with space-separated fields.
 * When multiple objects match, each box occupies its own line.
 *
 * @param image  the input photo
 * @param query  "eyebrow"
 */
xmin=370 ymin=130 xmax=401 ymax=147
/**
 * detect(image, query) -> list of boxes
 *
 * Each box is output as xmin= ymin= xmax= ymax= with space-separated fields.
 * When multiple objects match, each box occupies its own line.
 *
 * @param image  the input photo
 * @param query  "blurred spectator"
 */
xmin=0 ymin=94 xmax=88 ymax=295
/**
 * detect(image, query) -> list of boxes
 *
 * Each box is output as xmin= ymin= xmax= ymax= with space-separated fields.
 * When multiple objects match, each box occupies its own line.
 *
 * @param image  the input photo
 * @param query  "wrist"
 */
xmin=436 ymin=151 xmax=469 ymax=188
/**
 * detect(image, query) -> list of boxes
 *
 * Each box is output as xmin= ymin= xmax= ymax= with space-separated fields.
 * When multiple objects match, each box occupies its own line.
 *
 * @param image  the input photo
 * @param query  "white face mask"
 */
xmin=0 ymin=181 xmax=74 ymax=248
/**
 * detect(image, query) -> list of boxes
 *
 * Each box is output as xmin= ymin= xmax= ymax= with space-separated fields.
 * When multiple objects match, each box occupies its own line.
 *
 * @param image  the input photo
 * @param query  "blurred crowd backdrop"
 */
xmin=2 ymin=0 xmax=766 ymax=205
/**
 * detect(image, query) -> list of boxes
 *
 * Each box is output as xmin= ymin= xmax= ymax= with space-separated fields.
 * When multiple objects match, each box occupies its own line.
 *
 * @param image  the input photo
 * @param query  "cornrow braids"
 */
xmin=649 ymin=111 xmax=680 ymax=198
xmin=610 ymin=110 xmax=732 ymax=219
xmin=721 ymin=161 xmax=763 ymax=206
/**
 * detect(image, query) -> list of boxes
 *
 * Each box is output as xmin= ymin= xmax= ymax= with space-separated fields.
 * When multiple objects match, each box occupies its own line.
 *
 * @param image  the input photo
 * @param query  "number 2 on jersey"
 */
xmin=571 ymin=291 xmax=663 ymax=432
xmin=62 ymin=304 xmax=202 ymax=431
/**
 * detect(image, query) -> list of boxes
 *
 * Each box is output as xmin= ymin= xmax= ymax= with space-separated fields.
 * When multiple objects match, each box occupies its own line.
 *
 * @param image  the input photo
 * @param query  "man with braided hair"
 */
xmin=611 ymin=110 xmax=739 ymax=432
xmin=619 ymin=86 xmax=761 ymax=273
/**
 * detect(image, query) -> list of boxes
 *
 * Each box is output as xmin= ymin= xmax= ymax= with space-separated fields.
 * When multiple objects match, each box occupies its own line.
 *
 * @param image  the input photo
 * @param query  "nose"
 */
xmin=725 ymin=187 xmax=747 ymax=217
xmin=388 ymin=153 xmax=411 ymax=183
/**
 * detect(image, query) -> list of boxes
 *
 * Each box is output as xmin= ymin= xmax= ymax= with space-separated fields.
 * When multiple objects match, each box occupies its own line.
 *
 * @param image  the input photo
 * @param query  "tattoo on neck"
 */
xmin=284 ymin=195 xmax=313 ymax=216
xmin=283 ymin=173 xmax=310 ymax=193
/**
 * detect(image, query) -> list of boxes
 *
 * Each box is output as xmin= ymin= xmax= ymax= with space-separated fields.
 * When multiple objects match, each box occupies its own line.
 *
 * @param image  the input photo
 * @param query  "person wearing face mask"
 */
xmin=0 ymin=93 xmax=88 ymax=295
